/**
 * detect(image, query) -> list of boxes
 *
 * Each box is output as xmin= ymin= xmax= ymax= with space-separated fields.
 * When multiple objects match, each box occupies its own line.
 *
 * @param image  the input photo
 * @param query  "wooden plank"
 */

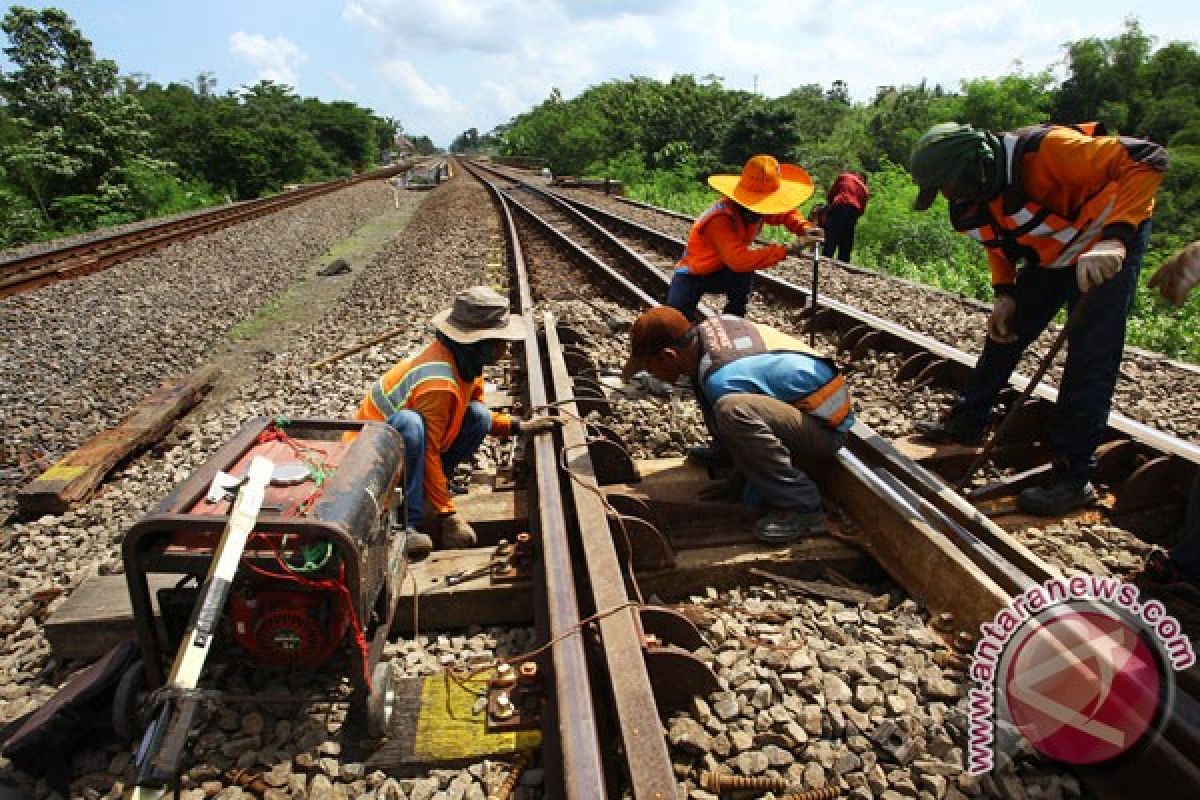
xmin=748 ymin=568 xmax=875 ymax=606
xmin=18 ymin=365 xmax=220 ymax=517
xmin=393 ymin=537 xmax=873 ymax=632
xmin=44 ymin=573 xmax=182 ymax=660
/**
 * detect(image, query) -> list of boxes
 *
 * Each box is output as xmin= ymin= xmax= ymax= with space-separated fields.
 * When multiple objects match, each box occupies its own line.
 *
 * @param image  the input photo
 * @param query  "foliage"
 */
xmin=492 ymin=18 xmax=1199 ymax=361
xmin=0 ymin=6 xmax=413 ymax=247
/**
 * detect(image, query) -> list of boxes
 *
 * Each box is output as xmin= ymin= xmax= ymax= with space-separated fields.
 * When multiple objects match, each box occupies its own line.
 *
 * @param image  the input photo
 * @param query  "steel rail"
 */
xmin=0 ymin=164 xmax=408 ymax=299
xmin=473 ymin=166 xmax=609 ymax=798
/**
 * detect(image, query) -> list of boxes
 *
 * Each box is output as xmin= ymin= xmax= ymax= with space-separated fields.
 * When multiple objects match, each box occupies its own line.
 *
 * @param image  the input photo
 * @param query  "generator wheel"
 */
xmin=367 ymin=661 xmax=395 ymax=738
xmin=112 ymin=659 xmax=147 ymax=741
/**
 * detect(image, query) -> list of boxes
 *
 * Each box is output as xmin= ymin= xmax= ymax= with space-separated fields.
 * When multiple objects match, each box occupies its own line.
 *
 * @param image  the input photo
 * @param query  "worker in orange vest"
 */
xmin=622 ymin=306 xmax=855 ymax=544
xmin=1140 ymin=241 xmax=1200 ymax=591
xmin=353 ymin=287 xmax=560 ymax=558
xmin=909 ymin=122 xmax=1167 ymax=515
xmin=667 ymin=155 xmax=823 ymax=321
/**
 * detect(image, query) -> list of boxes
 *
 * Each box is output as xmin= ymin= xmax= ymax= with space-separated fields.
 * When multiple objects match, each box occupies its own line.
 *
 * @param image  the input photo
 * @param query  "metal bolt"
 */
xmin=781 ymin=788 xmax=844 ymax=800
xmin=701 ymin=770 xmax=791 ymax=793
xmin=488 ymin=750 xmax=530 ymax=800
xmin=493 ymin=690 xmax=515 ymax=720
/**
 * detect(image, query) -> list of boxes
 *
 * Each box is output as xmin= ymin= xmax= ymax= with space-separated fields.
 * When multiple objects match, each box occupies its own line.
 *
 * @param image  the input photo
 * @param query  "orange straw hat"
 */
xmin=708 ymin=155 xmax=814 ymax=214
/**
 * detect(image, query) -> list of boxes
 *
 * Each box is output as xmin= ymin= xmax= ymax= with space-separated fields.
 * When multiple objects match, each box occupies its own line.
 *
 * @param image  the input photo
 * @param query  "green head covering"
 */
xmin=909 ymin=123 xmax=1004 ymax=211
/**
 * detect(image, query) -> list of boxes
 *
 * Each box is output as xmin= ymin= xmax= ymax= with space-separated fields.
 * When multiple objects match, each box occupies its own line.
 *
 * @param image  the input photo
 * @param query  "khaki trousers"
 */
xmin=713 ymin=393 xmax=844 ymax=511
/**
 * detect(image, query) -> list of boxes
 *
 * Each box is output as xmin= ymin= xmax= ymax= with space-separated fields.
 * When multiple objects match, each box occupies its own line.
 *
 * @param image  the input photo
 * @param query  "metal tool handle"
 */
xmin=955 ymin=292 xmax=1095 ymax=491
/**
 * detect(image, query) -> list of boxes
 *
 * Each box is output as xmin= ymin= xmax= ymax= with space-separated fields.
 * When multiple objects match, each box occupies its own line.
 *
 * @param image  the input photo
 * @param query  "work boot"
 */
xmin=403 ymin=529 xmax=434 ymax=560
xmin=686 ymin=442 xmax=733 ymax=470
xmin=914 ymin=410 xmax=986 ymax=446
xmin=440 ymin=513 xmax=478 ymax=549
xmin=753 ymin=509 xmax=829 ymax=545
xmin=1018 ymin=474 xmax=1097 ymax=516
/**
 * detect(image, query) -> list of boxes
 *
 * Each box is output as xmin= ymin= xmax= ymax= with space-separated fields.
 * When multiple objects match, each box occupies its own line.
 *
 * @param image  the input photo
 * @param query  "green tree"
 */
xmin=0 ymin=6 xmax=153 ymax=223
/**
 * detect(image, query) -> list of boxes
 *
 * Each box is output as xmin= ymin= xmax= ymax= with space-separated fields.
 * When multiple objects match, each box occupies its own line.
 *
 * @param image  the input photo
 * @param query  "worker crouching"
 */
xmin=353 ymin=286 xmax=559 ymax=559
xmin=622 ymin=307 xmax=855 ymax=544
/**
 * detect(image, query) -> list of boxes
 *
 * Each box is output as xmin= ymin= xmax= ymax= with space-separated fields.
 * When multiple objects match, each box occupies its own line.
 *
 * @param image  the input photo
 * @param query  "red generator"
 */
xmin=120 ymin=417 xmax=405 ymax=739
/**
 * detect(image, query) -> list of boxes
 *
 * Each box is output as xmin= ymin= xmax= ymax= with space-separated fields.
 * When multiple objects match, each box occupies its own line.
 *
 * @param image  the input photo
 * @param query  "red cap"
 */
xmin=621 ymin=306 xmax=691 ymax=381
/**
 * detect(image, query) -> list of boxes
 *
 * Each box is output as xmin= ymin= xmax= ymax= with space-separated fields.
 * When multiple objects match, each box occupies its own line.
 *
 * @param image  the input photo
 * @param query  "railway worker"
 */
xmin=1141 ymin=241 xmax=1200 ymax=592
xmin=621 ymin=305 xmax=855 ymax=545
xmin=667 ymin=154 xmax=824 ymax=322
xmin=1148 ymin=240 xmax=1200 ymax=307
xmin=908 ymin=121 xmax=1167 ymax=516
xmin=352 ymin=286 xmax=560 ymax=558
xmin=821 ymin=171 xmax=870 ymax=262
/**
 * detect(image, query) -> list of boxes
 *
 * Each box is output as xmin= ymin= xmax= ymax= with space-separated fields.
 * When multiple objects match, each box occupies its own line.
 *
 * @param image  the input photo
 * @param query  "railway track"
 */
xmin=0 ymin=164 xmax=409 ymax=299
xmin=9 ymin=159 xmax=1199 ymax=798
xmin=441 ymin=158 xmax=1200 ymax=797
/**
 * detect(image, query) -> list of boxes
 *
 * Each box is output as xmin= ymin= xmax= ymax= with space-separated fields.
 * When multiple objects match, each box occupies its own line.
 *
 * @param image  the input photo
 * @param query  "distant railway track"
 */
xmin=0 ymin=164 xmax=409 ymax=299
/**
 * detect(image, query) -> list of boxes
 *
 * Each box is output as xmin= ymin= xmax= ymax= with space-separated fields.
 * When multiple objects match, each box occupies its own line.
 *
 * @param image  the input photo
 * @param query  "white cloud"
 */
xmin=377 ymin=58 xmax=463 ymax=114
xmin=229 ymin=32 xmax=308 ymax=87
xmin=339 ymin=0 xmax=1199 ymax=146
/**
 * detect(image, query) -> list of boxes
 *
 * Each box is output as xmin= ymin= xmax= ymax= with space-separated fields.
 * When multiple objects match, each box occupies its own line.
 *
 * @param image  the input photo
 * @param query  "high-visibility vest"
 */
xmin=677 ymin=200 xmax=761 ymax=276
xmin=695 ymin=315 xmax=853 ymax=429
xmin=950 ymin=123 xmax=1121 ymax=269
xmin=356 ymin=340 xmax=475 ymax=449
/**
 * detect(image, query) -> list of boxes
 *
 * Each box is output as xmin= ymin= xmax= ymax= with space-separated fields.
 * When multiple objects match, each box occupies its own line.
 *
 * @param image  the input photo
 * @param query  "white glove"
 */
xmin=987 ymin=295 xmax=1018 ymax=343
xmin=1075 ymin=240 xmax=1126 ymax=292
xmin=1147 ymin=241 xmax=1200 ymax=307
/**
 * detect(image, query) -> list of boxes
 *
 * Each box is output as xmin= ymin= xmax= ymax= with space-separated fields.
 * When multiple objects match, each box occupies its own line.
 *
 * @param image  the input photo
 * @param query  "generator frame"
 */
xmin=121 ymin=417 xmax=405 ymax=729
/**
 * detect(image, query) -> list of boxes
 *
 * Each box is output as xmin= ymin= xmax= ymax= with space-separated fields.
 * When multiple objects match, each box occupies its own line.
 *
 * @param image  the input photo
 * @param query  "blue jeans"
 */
xmin=666 ymin=268 xmax=755 ymax=321
xmin=387 ymin=401 xmax=492 ymax=527
xmin=1169 ymin=473 xmax=1200 ymax=583
xmin=953 ymin=221 xmax=1151 ymax=481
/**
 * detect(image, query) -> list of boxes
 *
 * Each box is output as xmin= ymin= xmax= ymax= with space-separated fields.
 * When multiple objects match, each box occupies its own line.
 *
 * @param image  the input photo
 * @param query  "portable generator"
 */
xmin=119 ymin=416 xmax=406 ymax=747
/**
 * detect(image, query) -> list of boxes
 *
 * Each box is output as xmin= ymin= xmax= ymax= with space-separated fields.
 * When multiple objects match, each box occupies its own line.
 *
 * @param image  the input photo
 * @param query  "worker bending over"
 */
xmin=668 ymin=155 xmax=823 ymax=321
xmin=353 ymin=286 xmax=559 ymax=558
xmin=622 ymin=306 xmax=854 ymax=544
xmin=909 ymin=122 xmax=1166 ymax=515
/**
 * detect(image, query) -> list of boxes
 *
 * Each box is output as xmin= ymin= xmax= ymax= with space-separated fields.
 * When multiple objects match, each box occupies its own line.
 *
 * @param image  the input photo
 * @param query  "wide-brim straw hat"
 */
xmin=708 ymin=155 xmax=814 ymax=214
xmin=433 ymin=286 xmax=528 ymax=344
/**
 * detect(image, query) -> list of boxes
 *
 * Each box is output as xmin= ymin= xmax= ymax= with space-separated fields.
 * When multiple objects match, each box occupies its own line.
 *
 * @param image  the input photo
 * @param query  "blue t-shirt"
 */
xmin=700 ymin=351 xmax=855 ymax=432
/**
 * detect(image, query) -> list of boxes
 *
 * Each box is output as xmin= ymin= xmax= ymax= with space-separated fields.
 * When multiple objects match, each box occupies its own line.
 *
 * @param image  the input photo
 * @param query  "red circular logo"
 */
xmin=1004 ymin=609 xmax=1162 ymax=765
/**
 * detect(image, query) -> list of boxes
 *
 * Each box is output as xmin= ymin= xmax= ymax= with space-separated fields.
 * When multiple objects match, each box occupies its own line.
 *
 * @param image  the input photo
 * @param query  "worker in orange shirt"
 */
xmin=353 ymin=287 xmax=560 ymax=558
xmin=910 ymin=122 xmax=1167 ymax=515
xmin=667 ymin=155 xmax=823 ymax=321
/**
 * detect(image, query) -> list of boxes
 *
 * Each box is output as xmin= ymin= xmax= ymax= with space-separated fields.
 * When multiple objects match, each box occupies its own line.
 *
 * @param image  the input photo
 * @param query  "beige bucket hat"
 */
xmin=433 ymin=286 xmax=528 ymax=343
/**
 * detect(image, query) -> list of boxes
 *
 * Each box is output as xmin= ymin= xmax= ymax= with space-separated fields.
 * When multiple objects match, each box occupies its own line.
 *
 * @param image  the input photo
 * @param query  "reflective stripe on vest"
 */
xmin=696 ymin=316 xmax=851 ymax=430
xmin=793 ymin=373 xmax=852 ymax=429
xmin=951 ymin=124 xmax=1117 ymax=269
xmin=369 ymin=361 xmax=458 ymax=419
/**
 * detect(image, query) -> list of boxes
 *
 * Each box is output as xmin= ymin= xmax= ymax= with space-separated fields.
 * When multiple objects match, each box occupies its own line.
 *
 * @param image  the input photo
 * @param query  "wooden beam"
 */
xmin=17 ymin=365 xmax=219 ymax=517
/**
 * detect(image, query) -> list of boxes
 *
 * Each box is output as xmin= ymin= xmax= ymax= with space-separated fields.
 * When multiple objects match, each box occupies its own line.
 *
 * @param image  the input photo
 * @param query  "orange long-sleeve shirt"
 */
xmin=678 ymin=200 xmax=812 ymax=275
xmin=986 ymin=126 xmax=1166 ymax=286
xmin=354 ymin=339 xmax=514 ymax=515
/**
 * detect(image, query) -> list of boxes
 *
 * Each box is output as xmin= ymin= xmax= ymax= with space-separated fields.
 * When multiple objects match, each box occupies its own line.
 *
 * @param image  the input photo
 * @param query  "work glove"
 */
xmin=986 ymin=295 xmax=1018 ymax=344
xmin=1148 ymin=241 xmax=1200 ymax=307
xmin=1075 ymin=239 xmax=1126 ymax=293
xmin=440 ymin=513 xmax=477 ymax=549
xmin=517 ymin=415 xmax=562 ymax=437
xmin=786 ymin=231 xmax=823 ymax=258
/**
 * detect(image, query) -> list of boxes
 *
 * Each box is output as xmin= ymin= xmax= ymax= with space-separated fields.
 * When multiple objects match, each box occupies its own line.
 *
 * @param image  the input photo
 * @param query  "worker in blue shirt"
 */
xmin=622 ymin=306 xmax=855 ymax=544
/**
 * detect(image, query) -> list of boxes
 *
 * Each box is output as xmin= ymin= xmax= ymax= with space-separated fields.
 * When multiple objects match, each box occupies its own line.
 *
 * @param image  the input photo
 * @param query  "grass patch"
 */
xmin=227 ymin=296 xmax=287 ymax=341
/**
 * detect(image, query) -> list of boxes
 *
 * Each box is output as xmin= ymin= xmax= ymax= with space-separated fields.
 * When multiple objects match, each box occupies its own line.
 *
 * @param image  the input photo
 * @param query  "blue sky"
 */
xmin=2 ymin=1 xmax=1197 ymax=148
